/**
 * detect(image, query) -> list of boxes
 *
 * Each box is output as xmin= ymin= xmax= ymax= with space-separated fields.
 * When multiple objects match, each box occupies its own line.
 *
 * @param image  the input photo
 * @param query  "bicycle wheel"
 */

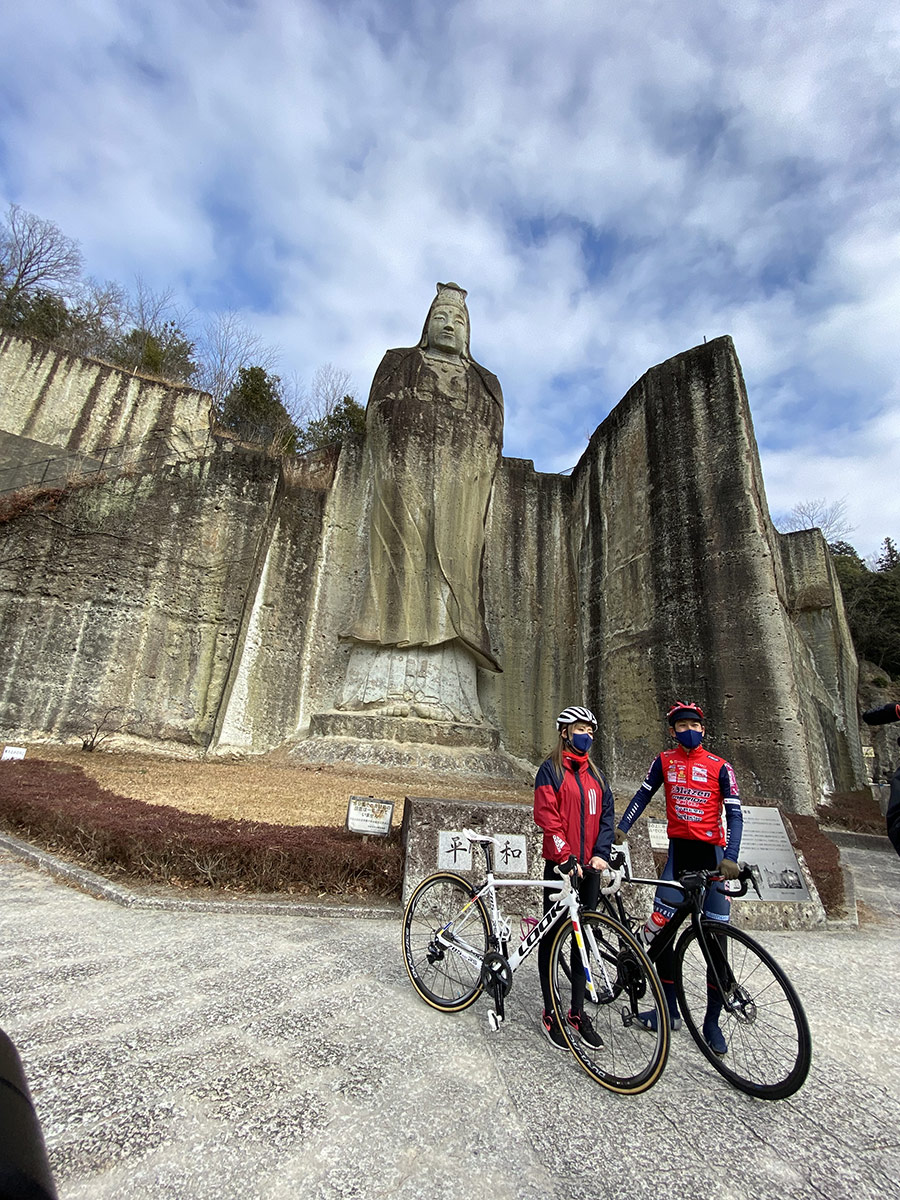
xmin=675 ymin=921 xmax=812 ymax=1100
xmin=548 ymin=910 xmax=669 ymax=1094
xmin=402 ymin=872 xmax=491 ymax=1012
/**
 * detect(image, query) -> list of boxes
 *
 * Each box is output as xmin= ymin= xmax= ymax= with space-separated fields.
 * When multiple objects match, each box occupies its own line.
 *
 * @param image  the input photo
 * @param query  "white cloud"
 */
xmin=0 ymin=0 xmax=898 ymax=549
xmin=761 ymin=407 xmax=900 ymax=560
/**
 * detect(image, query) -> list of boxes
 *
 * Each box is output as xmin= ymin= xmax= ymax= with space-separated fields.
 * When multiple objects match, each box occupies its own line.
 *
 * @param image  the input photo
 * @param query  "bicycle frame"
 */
xmin=602 ymin=854 xmax=748 ymax=1007
xmin=436 ymin=833 xmax=605 ymax=1028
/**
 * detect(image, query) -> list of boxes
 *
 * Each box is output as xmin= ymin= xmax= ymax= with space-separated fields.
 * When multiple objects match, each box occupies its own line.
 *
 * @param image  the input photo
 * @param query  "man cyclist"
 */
xmin=862 ymin=701 xmax=900 ymax=857
xmin=613 ymin=701 xmax=743 ymax=1055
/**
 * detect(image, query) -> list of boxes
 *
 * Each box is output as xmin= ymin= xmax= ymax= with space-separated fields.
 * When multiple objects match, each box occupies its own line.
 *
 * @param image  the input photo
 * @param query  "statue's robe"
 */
xmin=347 ymin=345 xmax=503 ymax=673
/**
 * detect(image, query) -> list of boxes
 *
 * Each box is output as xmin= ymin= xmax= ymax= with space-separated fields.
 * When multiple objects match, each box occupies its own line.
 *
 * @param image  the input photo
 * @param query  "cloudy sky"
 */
xmin=1 ymin=0 xmax=898 ymax=556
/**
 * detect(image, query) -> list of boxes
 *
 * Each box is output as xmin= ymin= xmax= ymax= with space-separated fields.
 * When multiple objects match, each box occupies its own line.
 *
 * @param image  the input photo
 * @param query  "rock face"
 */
xmin=0 ymin=332 xmax=210 ymax=460
xmin=0 ymin=329 xmax=867 ymax=811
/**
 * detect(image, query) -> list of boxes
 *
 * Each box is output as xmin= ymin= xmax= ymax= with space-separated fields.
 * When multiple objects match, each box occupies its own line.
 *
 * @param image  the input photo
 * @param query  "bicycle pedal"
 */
xmin=487 ymin=1010 xmax=504 ymax=1032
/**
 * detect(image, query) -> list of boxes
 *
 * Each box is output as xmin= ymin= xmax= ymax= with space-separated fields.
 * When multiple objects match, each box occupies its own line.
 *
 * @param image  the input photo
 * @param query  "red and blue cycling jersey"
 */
xmin=618 ymin=744 xmax=743 ymax=861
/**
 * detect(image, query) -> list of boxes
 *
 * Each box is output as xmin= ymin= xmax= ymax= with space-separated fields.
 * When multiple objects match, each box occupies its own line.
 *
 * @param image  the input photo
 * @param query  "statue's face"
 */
xmin=426 ymin=304 xmax=467 ymax=356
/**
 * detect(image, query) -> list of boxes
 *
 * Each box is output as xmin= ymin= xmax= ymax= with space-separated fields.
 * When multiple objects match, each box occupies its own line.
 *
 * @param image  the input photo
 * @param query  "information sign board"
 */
xmin=737 ymin=806 xmax=810 ymax=902
xmin=648 ymin=820 xmax=668 ymax=851
xmin=346 ymin=796 xmax=394 ymax=837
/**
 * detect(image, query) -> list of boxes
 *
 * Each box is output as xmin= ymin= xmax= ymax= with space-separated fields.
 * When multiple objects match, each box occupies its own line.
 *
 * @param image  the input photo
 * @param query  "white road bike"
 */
xmin=401 ymin=830 xmax=670 ymax=1094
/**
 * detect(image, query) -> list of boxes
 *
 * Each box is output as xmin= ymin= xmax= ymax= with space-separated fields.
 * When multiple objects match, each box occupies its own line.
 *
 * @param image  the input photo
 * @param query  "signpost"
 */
xmin=346 ymin=796 xmax=394 ymax=837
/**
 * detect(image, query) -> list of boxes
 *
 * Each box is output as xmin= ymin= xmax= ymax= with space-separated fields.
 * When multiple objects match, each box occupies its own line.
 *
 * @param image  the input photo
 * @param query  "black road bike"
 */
xmin=599 ymin=851 xmax=812 ymax=1100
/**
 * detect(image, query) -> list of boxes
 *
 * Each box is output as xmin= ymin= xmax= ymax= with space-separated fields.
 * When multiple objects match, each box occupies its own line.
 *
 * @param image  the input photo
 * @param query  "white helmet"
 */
xmin=556 ymin=705 xmax=597 ymax=733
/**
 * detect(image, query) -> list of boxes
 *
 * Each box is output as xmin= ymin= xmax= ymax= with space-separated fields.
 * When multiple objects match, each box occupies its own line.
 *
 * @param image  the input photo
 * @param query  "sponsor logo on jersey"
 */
xmin=588 ymin=787 xmax=597 ymax=815
xmin=553 ymin=835 xmax=565 ymax=852
xmin=692 ymin=766 xmax=708 ymax=782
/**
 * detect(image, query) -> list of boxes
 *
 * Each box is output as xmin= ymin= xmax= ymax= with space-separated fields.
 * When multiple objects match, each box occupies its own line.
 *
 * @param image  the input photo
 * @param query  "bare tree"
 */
xmin=81 ymin=706 xmax=144 ymax=751
xmin=0 ymin=203 xmax=83 ymax=311
xmin=774 ymin=497 xmax=854 ymax=544
xmin=194 ymin=311 xmax=281 ymax=409
xmin=285 ymin=362 xmax=358 ymax=427
xmin=126 ymin=276 xmax=189 ymax=341
xmin=309 ymin=362 xmax=355 ymax=416
xmin=62 ymin=276 xmax=130 ymax=359
xmin=108 ymin=276 xmax=197 ymax=382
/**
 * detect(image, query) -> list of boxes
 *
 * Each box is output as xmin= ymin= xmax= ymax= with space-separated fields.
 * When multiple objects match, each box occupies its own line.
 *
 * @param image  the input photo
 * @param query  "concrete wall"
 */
xmin=570 ymin=336 xmax=861 ymax=811
xmin=775 ymin=527 xmax=865 ymax=796
xmin=0 ymin=451 xmax=282 ymax=748
xmin=480 ymin=458 xmax=580 ymax=765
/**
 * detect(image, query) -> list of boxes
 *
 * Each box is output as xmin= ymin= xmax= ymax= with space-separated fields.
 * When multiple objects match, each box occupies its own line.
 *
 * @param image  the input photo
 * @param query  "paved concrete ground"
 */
xmin=1 ymin=838 xmax=899 ymax=1200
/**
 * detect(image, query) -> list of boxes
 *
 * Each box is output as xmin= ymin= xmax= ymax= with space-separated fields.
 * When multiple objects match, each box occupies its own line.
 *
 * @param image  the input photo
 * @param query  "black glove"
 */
xmin=862 ymin=702 xmax=900 ymax=726
xmin=613 ymin=827 xmax=628 ymax=845
xmin=558 ymin=855 xmax=579 ymax=876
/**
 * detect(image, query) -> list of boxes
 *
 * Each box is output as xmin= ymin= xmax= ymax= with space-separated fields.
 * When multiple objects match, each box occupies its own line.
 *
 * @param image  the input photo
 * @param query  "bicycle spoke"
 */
xmin=402 ymin=873 xmax=490 ymax=1012
xmin=549 ymin=911 xmax=669 ymax=1094
xmin=676 ymin=921 xmax=811 ymax=1099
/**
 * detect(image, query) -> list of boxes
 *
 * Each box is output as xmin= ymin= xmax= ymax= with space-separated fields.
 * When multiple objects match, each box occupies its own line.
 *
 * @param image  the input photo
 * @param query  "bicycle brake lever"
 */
xmin=742 ymin=862 xmax=761 ymax=899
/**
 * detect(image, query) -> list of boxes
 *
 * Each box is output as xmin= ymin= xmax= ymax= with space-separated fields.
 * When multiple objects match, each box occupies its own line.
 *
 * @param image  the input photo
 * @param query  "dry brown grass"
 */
xmin=27 ymin=743 xmax=534 ymax=829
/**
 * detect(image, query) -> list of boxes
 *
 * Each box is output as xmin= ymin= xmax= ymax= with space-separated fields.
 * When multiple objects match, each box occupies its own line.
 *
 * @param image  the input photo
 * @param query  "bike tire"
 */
xmin=674 ymin=920 xmax=812 ymax=1100
xmin=548 ymin=909 xmax=669 ymax=1094
xmin=401 ymin=872 xmax=491 ymax=1012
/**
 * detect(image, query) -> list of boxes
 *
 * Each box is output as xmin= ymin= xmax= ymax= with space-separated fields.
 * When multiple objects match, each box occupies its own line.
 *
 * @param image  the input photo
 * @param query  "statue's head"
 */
xmin=420 ymin=282 xmax=470 ymax=359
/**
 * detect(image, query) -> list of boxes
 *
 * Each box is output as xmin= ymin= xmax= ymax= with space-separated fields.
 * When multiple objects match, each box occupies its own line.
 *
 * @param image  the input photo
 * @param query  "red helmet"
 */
xmin=666 ymin=700 xmax=705 ymax=726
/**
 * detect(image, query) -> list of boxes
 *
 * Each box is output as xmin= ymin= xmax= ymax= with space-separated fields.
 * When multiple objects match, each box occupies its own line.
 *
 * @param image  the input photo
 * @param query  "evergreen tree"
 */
xmin=831 ymin=540 xmax=900 ymax=678
xmin=110 ymin=320 xmax=197 ymax=383
xmin=295 ymin=394 xmax=366 ymax=451
xmin=222 ymin=365 xmax=297 ymax=451
xmin=0 ymin=288 xmax=74 ymax=343
xmin=876 ymin=537 xmax=900 ymax=572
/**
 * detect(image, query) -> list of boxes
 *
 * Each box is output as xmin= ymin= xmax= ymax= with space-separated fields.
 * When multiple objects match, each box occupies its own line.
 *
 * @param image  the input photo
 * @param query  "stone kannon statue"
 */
xmin=339 ymin=282 xmax=504 ymax=724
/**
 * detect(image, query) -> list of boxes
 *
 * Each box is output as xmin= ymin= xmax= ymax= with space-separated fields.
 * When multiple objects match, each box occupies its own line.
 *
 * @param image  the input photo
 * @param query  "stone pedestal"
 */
xmin=401 ymin=794 xmax=542 ymax=912
xmin=290 ymin=712 xmax=533 ymax=780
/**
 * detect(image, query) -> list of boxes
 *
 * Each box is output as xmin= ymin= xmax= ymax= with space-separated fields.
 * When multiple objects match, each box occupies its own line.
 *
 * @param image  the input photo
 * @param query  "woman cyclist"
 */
xmin=533 ymin=705 xmax=615 ymax=1050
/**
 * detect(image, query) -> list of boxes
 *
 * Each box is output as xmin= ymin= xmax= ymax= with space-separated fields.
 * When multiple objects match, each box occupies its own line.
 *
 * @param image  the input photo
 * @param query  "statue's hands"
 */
xmin=613 ymin=827 xmax=628 ymax=845
xmin=719 ymin=858 xmax=741 ymax=880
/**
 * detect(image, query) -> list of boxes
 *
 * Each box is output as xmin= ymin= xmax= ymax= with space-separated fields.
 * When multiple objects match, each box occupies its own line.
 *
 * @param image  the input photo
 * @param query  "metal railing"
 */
xmin=0 ymin=428 xmax=215 ymax=497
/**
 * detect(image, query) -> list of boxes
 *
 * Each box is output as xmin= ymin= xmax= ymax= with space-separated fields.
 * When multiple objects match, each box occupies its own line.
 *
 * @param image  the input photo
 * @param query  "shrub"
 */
xmin=0 ymin=760 xmax=401 ymax=899
xmin=787 ymin=814 xmax=844 ymax=915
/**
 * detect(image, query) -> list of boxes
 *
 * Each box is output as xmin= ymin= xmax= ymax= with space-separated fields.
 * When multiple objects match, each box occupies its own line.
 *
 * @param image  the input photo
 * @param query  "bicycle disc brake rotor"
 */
xmin=480 ymin=951 xmax=513 ymax=996
xmin=727 ymin=985 xmax=757 ymax=1023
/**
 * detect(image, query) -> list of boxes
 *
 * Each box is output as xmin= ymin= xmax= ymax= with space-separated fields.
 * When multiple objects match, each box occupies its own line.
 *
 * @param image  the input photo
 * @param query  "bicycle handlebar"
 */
xmin=606 ymin=851 xmax=760 ymax=900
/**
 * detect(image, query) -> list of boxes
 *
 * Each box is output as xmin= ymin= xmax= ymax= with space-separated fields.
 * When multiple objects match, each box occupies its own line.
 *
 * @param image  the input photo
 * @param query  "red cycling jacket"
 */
xmin=533 ymin=750 xmax=615 ymax=865
xmin=658 ymin=745 xmax=739 ymax=843
xmin=619 ymin=743 xmax=742 ymax=855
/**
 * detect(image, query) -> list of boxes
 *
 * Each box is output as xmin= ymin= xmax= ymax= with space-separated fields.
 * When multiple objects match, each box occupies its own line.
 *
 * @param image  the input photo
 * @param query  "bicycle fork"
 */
xmin=570 ymin=910 xmax=602 ymax=1005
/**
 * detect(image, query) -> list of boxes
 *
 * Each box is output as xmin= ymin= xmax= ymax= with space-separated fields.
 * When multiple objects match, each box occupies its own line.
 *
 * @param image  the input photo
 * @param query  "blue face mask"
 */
xmin=675 ymin=728 xmax=703 ymax=750
xmin=570 ymin=732 xmax=593 ymax=754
